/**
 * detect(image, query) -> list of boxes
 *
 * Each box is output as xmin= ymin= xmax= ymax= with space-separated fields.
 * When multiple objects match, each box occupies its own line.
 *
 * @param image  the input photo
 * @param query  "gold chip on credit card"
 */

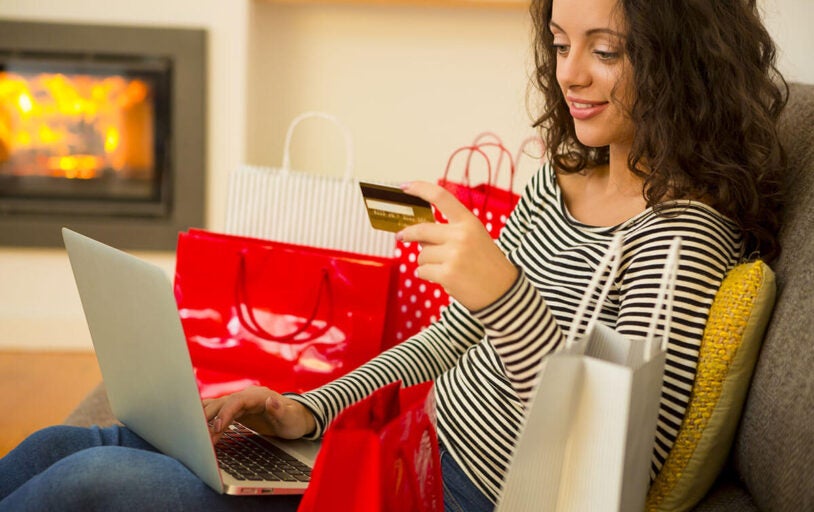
xmin=359 ymin=182 xmax=435 ymax=232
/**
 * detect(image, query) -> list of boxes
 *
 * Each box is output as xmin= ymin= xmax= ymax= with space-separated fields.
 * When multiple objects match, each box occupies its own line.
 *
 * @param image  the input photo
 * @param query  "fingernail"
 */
xmin=395 ymin=231 xmax=404 ymax=241
xmin=268 ymin=396 xmax=280 ymax=410
xmin=399 ymin=182 xmax=411 ymax=190
xmin=213 ymin=418 xmax=222 ymax=433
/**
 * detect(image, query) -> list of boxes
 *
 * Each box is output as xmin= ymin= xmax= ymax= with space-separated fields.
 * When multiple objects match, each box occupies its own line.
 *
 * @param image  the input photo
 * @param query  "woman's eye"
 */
xmin=594 ymin=50 xmax=620 ymax=61
xmin=553 ymin=44 xmax=570 ymax=55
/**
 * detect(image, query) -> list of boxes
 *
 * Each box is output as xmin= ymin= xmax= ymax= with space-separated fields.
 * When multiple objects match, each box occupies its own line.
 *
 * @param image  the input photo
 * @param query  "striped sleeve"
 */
xmin=287 ymin=298 xmax=484 ymax=438
xmin=470 ymin=269 xmax=563 ymax=403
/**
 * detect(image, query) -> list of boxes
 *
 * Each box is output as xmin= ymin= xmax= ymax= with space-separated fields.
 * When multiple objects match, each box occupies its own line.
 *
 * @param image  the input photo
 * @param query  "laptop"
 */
xmin=62 ymin=227 xmax=320 ymax=495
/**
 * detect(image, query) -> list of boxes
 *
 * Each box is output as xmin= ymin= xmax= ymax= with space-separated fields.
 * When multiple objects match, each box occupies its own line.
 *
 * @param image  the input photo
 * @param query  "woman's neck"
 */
xmin=606 ymin=142 xmax=642 ymax=195
xmin=558 ymin=144 xmax=648 ymax=227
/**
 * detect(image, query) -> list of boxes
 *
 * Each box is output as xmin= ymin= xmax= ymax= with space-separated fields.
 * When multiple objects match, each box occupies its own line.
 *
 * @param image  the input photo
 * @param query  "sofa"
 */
xmin=686 ymin=83 xmax=814 ymax=511
xmin=64 ymin=82 xmax=814 ymax=511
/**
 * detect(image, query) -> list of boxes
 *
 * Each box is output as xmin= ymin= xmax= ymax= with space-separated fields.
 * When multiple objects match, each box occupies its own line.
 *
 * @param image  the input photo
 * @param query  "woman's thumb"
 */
xmin=265 ymin=393 xmax=282 ymax=417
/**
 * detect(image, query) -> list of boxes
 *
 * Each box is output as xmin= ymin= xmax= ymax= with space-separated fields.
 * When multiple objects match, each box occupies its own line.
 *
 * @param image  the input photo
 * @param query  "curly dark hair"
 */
xmin=529 ymin=0 xmax=788 ymax=261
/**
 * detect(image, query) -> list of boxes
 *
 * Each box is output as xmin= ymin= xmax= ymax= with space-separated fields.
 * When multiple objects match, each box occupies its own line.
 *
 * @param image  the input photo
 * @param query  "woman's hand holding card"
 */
xmin=396 ymin=181 xmax=518 ymax=312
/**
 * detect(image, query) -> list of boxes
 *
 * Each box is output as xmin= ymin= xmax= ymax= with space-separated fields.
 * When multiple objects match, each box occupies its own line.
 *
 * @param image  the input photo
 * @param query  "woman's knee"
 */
xmin=24 ymin=424 xmax=151 ymax=451
xmin=24 ymin=425 xmax=90 ymax=446
xmin=35 ymin=446 xmax=190 ymax=510
xmin=11 ymin=426 xmax=101 ymax=467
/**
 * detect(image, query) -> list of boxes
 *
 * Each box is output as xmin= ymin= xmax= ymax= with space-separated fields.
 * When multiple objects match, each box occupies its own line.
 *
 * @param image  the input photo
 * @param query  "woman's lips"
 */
xmin=568 ymin=99 xmax=609 ymax=120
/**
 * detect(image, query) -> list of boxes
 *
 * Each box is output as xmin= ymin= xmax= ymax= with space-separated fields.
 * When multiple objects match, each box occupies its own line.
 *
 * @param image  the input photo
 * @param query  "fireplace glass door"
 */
xmin=0 ymin=52 xmax=171 ymax=217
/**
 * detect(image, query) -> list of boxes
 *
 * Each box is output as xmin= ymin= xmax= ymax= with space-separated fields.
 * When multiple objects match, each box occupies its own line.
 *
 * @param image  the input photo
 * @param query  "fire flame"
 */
xmin=0 ymin=71 xmax=154 ymax=180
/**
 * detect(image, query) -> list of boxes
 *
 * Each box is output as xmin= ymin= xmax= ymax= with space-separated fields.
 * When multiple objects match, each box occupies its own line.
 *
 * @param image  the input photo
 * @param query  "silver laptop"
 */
xmin=62 ymin=227 xmax=320 ymax=495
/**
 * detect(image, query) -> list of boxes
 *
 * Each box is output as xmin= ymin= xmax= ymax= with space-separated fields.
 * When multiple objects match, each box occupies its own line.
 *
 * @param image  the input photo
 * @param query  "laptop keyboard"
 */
xmin=215 ymin=423 xmax=312 ymax=483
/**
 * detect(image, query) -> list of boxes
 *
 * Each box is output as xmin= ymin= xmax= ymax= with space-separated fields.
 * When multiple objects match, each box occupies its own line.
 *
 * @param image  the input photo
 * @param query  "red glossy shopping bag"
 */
xmin=174 ymin=229 xmax=397 ymax=398
xmin=298 ymin=381 xmax=443 ymax=512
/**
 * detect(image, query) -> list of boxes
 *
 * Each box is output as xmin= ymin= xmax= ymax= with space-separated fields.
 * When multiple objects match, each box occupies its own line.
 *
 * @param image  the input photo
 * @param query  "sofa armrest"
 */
xmin=62 ymin=382 xmax=120 ymax=427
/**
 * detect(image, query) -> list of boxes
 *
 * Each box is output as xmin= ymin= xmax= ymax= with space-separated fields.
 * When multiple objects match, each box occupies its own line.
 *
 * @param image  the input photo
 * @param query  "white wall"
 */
xmin=762 ymin=0 xmax=814 ymax=84
xmin=0 ymin=0 xmax=811 ymax=351
xmin=245 ymin=3 xmax=539 ymax=185
xmin=0 ymin=0 xmax=250 ymax=350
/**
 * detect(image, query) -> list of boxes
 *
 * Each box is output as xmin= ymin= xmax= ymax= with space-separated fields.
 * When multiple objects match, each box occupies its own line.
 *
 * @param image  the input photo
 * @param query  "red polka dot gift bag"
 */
xmin=381 ymin=136 xmax=537 ymax=349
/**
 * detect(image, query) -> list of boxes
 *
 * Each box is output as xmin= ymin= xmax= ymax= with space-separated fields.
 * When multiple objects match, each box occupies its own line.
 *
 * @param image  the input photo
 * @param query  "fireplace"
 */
xmin=0 ymin=21 xmax=206 ymax=250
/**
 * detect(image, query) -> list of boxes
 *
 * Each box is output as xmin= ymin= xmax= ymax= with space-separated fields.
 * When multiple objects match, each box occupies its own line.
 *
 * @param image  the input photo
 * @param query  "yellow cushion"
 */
xmin=646 ymin=261 xmax=776 ymax=512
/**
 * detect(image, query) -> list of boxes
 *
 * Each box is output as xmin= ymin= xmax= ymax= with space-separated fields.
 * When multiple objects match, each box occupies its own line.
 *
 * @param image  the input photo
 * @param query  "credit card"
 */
xmin=359 ymin=182 xmax=434 ymax=232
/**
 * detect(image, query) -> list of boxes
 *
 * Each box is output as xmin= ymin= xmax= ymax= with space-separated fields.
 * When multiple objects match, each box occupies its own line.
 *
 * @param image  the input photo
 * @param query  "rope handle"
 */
xmin=468 ymin=141 xmax=517 ymax=194
xmin=565 ymin=234 xmax=624 ymax=348
xmin=439 ymin=145 xmax=493 ymax=211
xmin=565 ymin=235 xmax=682 ymax=361
xmin=646 ymin=237 xmax=682 ymax=356
xmin=234 ymin=249 xmax=334 ymax=342
xmin=471 ymin=132 xmax=509 ymax=185
xmin=281 ymin=111 xmax=354 ymax=181
xmin=514 ymin=135 xmax=547 ymax=169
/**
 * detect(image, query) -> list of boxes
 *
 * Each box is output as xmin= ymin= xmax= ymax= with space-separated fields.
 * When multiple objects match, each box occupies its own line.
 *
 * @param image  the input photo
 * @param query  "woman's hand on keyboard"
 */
xmin=203 ymin=386 xmax=317 ymax=444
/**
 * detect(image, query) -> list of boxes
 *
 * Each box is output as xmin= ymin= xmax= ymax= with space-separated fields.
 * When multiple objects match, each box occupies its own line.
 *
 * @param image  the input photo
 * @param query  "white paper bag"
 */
xmin=224 ymin=111 xmax=395 ymax=257
xmin=497 ymin=235 xmax=681 ymax=512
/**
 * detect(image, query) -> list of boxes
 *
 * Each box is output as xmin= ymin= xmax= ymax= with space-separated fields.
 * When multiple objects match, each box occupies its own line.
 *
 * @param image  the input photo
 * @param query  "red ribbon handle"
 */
xmin=235 ymin=249 xmax=334 ymax=342
xmin=440 ymin=145 xmax=492 ymax=211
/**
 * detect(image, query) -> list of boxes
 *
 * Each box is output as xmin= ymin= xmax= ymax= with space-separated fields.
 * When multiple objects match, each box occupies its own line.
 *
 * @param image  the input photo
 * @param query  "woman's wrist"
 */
xmin=469 ymin=264 xmax=522 ymax=314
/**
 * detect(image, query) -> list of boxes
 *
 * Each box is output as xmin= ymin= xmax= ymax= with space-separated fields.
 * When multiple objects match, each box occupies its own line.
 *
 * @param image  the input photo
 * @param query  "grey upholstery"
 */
xmin=692 ymin=83 xmax=814 ymax=511
xmin=63 ymin=382 xmax=117 ymax=428
xmin=65 ymin=83 xmax=814 ymax=512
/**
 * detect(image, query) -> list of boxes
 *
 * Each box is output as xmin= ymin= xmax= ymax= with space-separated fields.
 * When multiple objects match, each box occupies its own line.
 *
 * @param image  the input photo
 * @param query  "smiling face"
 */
xmin=550 ymin=0 xmax=634 ymax=151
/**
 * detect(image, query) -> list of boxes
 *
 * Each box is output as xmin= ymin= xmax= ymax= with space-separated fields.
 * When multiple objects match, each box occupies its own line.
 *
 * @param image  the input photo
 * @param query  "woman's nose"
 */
xmin=557 ymin=52 xmax=590 ymax=89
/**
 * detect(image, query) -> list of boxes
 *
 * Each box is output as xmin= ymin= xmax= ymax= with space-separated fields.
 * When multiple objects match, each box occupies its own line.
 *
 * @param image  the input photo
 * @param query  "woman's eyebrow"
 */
xmin=548 ymin=21 xmax=565 ymax=33
xmin=548 ymin=20 xmax=624 ymax=39
xmin=587 ymin=28 xmax=625 ymax=39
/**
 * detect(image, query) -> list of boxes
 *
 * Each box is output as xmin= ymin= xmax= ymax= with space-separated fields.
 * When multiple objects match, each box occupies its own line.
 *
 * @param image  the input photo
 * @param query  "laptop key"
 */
xmin=272 ymin=470 xmax=298 ymax=482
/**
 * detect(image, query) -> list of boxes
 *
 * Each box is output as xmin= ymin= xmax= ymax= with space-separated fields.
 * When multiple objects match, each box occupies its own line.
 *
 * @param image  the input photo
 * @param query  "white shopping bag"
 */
xmin=497 ymin=235 xmax=681 ymax=512
xmin=224 ymin=111 xmax=395 ymax=257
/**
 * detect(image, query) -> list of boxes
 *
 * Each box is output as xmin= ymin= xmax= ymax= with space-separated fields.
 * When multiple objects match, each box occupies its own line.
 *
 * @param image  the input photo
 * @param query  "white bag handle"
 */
xmin=565 ymin=234 xmax=682 ymax=359
xmin=281 ymin=111 xmax=354 ymax=180
xmin=646 ymin=236 xmax=681 ymax=354
xmin=565 ymin=233 xmax=623 ymax=348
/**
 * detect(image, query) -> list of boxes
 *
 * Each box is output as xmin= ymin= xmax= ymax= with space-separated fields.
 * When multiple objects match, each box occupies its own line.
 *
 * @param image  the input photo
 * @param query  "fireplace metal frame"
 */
xmin=0 ymin=20 xmax=206 ymax=251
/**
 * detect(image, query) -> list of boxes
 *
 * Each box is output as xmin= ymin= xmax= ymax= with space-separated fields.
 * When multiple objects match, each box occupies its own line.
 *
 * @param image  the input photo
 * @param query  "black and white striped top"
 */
xmin=290 ymin=163 xmax=743 ymax=503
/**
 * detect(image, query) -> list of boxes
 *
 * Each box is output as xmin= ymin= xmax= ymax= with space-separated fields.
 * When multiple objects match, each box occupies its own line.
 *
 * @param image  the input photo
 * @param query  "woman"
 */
xmin=0 ymin=0 xmax=786 ymax=510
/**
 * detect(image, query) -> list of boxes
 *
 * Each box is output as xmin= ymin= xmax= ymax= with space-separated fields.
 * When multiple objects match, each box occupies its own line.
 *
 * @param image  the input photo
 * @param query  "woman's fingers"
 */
xmin=397 ymin=182 xmax=482 ymax=249
xmin=400 ymin=221 xmax=453 ymax=246
xmin=204 ymin=387 xmax=316 ymax=444
xmin=399 ymin=181 xmax=472 ymax=224
xmin=204 ymin=387 xmax=272 ymax=440
xmin=396 ymin=180 xmax=518 ymax=311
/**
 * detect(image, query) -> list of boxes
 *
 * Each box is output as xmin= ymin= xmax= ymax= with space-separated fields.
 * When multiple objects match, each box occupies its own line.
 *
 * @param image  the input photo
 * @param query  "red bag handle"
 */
xmin=440 ymin=145 xmax=492 ymax=212
xmin=234 ymin=249 xmax=334 ymax=342
xmin=471 ymin=131 xmax=503 ymax=145
xmin=471 ymin=132 xmax=507 ymax=179
xmin=470 ymin=141 xmax=517 ymax=193
xmin=515 ymin=135 xmax=547 ymax=169
xmin=470 ymin=132 xmax=518 ymax=194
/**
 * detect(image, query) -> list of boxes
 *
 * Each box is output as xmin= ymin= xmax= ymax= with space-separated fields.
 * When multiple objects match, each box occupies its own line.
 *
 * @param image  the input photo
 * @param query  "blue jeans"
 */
xmin=0 ymin=426 xmax=301 ymax=512
xmin=0 ymin=425 xmax=493 ymax=512
xmin=439 ymin=443 xmax=495 ymax=512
